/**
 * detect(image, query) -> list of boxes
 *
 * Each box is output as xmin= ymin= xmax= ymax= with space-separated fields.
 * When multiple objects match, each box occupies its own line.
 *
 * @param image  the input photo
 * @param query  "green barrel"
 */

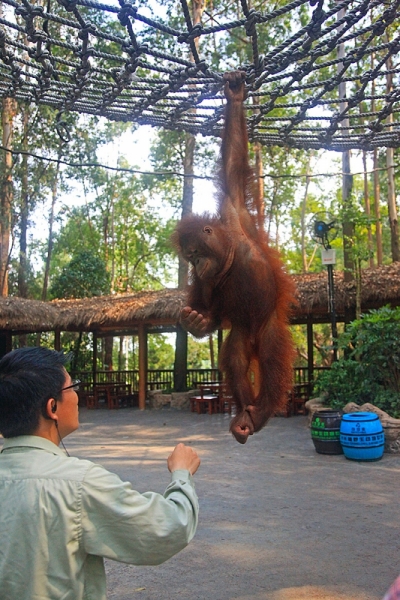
xmin=311 ymin=409 xmax=343 ymax=455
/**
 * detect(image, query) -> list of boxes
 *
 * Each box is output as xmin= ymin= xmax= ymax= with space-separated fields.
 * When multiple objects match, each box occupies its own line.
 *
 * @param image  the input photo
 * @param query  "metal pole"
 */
xmin=327 ymin=263 xmax=338 ymax=361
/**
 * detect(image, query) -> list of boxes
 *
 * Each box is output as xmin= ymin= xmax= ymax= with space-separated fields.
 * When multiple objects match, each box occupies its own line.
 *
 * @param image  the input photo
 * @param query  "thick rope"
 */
xmin=0 ymin=0 xmax=398 ymax=150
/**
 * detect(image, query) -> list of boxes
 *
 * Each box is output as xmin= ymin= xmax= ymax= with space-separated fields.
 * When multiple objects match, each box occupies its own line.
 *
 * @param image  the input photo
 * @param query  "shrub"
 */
xmin=314 ymin=306 xmax=400 ymax=418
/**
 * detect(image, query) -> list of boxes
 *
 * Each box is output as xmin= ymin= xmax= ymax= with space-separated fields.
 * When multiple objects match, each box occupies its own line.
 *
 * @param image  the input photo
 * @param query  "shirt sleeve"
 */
xmin=81 ymin=464 xmax=199 ymax=565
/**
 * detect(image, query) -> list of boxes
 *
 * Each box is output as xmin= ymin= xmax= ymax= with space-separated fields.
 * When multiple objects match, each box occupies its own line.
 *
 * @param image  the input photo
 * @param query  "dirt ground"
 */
xmin=58 ymin=408 xmax=400 ymax=599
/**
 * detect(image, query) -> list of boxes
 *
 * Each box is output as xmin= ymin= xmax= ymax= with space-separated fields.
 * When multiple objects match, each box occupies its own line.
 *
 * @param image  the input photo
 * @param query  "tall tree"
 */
xmin=42 ymin=148 xmax=63 ymax=301
xmin=0 ymin=97 xmax=17 ymax=296
xmin=385 ymin=47 xmax=399 ymax=261
xmin=173 ymin=0 xmax=206 ymax=391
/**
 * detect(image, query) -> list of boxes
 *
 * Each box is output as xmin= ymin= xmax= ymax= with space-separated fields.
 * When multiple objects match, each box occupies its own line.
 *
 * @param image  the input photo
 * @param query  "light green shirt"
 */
xmin=0 ymin=435 xmax=199 ymax=600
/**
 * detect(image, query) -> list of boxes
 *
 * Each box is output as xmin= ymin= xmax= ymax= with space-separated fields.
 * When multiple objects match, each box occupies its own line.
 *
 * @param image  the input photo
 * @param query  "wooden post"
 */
xmin=92 ymin=332 xmax=98 ymax=386
xmin=0 ymin=331 xmax=11 ymax=358
xmin=209 ymin=333 xmax=215 ymax=369
xmin=307 ymin=315 xmax=314 ymax=386
xmin=138 ymin=323 xmax=147 ymax=410
xmin=218 ymin=329 xmax=223 ymax=381
xmin=174 ymin=323 xmax=188 ymax=392
xmin=54 ymin=330 xmax=61 ymax=351
xmin=217 ymin=329 xmax=223 ymax=367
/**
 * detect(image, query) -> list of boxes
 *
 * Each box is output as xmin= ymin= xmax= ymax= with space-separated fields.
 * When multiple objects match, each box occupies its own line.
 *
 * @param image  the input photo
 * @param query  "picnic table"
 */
xmin=86 ymin=383 xmax=133 ymax=409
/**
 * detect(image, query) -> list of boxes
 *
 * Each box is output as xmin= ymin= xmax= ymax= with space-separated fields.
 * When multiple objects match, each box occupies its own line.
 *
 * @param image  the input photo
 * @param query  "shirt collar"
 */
xmin=1 ymin=435 xmax=66 ymax=456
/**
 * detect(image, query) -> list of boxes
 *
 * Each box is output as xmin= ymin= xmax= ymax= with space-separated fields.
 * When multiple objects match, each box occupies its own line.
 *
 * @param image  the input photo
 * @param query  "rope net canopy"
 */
xmin=0 ymin=0 xmax=399 ymax=151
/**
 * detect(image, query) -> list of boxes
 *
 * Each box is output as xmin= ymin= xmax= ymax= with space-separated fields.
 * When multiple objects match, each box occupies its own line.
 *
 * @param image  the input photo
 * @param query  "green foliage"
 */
xmin=148 ymin=128 xmax=217 ymax=215
xmin=148 ymin=334 xmax=175 ymax=370
xmin=49 ymin=168 xmax=178 ymax=293
xmin=50 ymin=251 xmax=110 ymax=299
xmin=314 ymin=306 xmax=400 ymax=417
xmin=315 ymin=360 xmax=372 ymax=407
xmin=147 ymin=334 xmax=216 ymax=370
xmin=188 ymin=335 xmax=216 ymax=369
xmin=8 ymin=257 xmax=43 ymax=299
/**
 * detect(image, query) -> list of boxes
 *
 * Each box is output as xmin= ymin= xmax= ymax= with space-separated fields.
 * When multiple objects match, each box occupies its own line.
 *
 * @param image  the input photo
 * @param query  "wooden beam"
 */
xmin=93 ymin=332 xmax=98 ymax=386
xmin=0 ymin=331 xmax=11 ymax=358
xmin=54 ymin=330 xmax=61 ymax=351
xmin=138 ymin=323 xmax=148 ymax=410
xmin=307 ymin=315 xmax=314 ymax=385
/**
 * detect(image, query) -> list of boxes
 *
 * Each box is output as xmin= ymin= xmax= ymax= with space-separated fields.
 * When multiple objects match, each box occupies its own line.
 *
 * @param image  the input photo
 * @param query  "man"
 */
xmin=0 ymin=346 xmax=200 ymax=600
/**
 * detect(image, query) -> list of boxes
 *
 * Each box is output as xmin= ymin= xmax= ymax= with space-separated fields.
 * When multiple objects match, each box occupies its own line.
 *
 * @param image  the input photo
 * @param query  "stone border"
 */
xmin=147 ymin=389 xmax=198 ymax=411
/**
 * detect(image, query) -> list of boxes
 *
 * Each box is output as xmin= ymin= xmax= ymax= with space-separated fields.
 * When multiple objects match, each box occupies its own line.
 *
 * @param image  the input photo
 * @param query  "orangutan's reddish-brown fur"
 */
xmin=172 ymin=71 xmax=296 ymax=444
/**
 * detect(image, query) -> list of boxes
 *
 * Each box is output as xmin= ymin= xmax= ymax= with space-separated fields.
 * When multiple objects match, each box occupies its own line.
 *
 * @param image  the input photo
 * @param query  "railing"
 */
xmin=73 ymin=370 xmax=139 ymax=390
xmin=147 ymin=369 xmax=173 ymax=390
xmin=72 ymin=366 xmax=329 ymax=394
xmin=293 ymin=366 xmax=330 ymax=389
xmin=73 ymin=369 xmax=173 ymax=392
xmin=293 ymin=367 xmax=309 ymax=385
xmin=187 ymin=369 xmax=221 ymax=388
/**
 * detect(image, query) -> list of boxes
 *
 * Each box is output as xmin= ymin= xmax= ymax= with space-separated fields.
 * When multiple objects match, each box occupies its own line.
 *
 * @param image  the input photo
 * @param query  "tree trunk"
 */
xmin=72 ymin=332 xmax=83 ymax=372
xmin=252 ymin=93 xmax=264 ymax=228
xmin=337 ymin=5 xmax=354 ymax=282
xmin=341 ymin=145 xmax=354 ymax=282
xmin=254 ymin=141 xmax=264 ymax=227
xmin=174 ymin=0 xmax=205 ymax=392
xmin=178 ymin=131 xmax=195 ymax=288
xmin=373 ymin=149 xmax=383 ymax=265
xmin=370 ymin=51 xmax=383 ymax=266
xmin=174 ymin=132 xmax=194 ymax=392
xmin=104 ymin=336 xmax=113 ymax=370
xmin=386 ymin=151 xmax=398 ymax=262
xmin=362 ymin=150 xmax=374 ymax=268
xmin=355 ymin=257 xmax=362 ymax=319
xmin=18 ymin=108 xmax=29 ymax=298
xmin=301 ymin=153 xmax=312 ymax=272
xmin=110 ymin=191 xmax=115 ymax=290
xmin=119 ymin=336 xmax=124 ymax=370
xmin=0 ymin=97 xmax=17 ymax=296
xmin=42 ymin=148 xmax=62 ymax=300
xmin=385 ymin=53 xmax=399 ymax=262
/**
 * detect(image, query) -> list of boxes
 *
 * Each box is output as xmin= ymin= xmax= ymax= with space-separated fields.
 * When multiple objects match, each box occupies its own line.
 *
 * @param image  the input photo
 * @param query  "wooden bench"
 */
xmin=289 ymin=383 xmax=310 ymax=415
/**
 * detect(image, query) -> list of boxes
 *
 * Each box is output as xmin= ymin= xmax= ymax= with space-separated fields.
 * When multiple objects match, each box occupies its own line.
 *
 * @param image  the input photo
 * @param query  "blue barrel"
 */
xmin=340 ymin=412 xmax=385 ymax=461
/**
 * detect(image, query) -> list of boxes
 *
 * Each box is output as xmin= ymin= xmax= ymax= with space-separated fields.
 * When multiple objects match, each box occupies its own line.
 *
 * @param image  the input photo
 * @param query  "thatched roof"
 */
xmin=2 ymin=263 xmax=400 ymax=333
xmin=52 ymin=289 xmax=186 ymax=332
xmin=295 ymin=263 xmax=400 ymax=318
xmin=0 ymin=296 xmax=59 ymax=331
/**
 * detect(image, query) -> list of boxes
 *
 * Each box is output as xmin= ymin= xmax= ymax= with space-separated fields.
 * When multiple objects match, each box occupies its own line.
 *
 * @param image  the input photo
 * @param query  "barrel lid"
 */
xmin=342 ymin=411 xmax=379 ymax=421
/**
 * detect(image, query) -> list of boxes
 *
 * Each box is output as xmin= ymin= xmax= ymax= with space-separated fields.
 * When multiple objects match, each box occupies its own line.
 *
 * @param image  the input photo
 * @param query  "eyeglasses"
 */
xmin=60 ymin=379 xmax=81 ymax=393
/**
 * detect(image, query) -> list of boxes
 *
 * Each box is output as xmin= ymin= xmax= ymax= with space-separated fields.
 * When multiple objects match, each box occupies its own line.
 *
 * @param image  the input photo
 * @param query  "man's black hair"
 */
xmin=0 ymin=347 xmax=70 ymax=438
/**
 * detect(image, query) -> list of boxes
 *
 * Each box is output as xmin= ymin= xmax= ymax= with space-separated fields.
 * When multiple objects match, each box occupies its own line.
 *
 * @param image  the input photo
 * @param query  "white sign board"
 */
xmin=321 ymin=248 xmax=336 ymax=265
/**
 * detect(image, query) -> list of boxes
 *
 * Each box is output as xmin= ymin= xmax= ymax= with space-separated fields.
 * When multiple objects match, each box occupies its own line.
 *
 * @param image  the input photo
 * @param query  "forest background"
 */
xmin=0 ymin=0 xmax=399 ymax=374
